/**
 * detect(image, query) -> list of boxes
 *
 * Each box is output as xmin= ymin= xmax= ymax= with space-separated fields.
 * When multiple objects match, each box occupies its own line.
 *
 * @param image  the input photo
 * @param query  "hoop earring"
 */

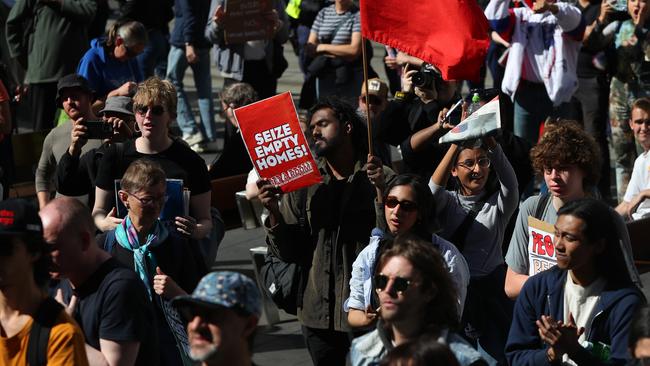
xmin=134 ymin=123 xmax=141 ymax=133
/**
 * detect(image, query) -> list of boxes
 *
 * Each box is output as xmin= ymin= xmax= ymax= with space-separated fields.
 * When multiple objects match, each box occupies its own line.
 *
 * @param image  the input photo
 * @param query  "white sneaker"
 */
xmin=183 ymin=132 xmax=205 ymax=146
xmin=190 ymin=142 xmax=206 ymax=154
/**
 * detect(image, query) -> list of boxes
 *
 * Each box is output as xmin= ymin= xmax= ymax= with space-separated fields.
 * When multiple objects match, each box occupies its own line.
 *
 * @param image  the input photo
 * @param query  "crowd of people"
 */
xmin=2 ymin=0 xmax=650 ymax=365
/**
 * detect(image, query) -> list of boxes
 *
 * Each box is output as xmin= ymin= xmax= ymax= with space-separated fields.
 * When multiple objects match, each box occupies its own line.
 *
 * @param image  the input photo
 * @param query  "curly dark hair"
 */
xmin=530 ymin=120 xmax=601 ymax=189
xmin=306 ymin=96 xmax=369 ymax=159
xmin=375 ymin=233 xmax=459 ymax=332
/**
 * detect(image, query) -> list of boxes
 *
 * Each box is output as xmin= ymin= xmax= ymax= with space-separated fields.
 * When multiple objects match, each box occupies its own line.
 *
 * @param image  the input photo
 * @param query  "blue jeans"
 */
xmin=137 ymin=29 xmax=169 ymax=78
xmin=166 ymin=45 xmax=215 ymax=141
xmin=513 ymin=80 xmax=571 ymax=145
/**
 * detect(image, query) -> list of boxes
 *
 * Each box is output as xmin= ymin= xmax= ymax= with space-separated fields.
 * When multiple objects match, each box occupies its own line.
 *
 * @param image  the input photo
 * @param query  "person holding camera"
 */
xmin=379 ymin=61 xmax=459 ymax=179
xmin=56 ymin=95 xmax=135 ymax=209
xmin=35 ymin=74 xmax=104 ymax=209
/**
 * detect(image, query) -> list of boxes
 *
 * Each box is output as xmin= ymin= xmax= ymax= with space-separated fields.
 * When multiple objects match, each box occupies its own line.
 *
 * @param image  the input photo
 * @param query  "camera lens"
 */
xmin=412 ymin=71 xmax=430 ymax=88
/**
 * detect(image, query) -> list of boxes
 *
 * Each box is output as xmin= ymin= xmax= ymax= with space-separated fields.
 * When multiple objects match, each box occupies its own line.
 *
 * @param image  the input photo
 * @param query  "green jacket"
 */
xmin=6 ymin=0 xmax=96 ymax=83
xmin=265 ymin=158 xmax=392 ymax=331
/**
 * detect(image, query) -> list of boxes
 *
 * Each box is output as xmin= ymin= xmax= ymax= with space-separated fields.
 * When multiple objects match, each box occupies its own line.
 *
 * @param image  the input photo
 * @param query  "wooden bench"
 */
xmin=210 ymin=174 xmax=249 ymax=230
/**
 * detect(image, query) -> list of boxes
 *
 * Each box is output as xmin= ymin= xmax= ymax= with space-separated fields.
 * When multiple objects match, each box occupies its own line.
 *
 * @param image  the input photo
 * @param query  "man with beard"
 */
xmin=41 ymin=197 xmax=157 ymax=365
xmin=172 ymin=271 xmax=261 ymax=366
xmin=258 ymin=96 xmax=392 ymax=365
xmin=35 ymin=74 xmax=103 ymax=209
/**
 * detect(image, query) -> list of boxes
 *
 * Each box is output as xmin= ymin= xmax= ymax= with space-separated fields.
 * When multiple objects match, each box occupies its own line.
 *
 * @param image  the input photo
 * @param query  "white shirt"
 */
xmin=624 ymin=150 xmax=650 ymax=220
xmin=562 ymin=274 xmax=606 ymax=365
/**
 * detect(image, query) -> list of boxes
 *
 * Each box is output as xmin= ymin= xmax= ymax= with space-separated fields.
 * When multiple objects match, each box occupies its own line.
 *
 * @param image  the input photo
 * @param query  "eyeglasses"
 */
xmin=457 ymin=157 xmax=490 ymax=170
xmin=633 ymin=119 xmax=650 ymax=126
xmin=384 ymin=196 xmax=418 ymax=212
xmin=374 ymin=274 xmax=413 ymax=294
xmin=127 ymin=191 xmax=168 ymax=206
xmin=134 ymin=104 xmax=166 ymax=116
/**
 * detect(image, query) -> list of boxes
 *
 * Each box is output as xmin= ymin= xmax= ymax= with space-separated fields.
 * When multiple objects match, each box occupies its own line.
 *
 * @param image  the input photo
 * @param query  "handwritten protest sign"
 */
xmin=234 ymin=92 xmax=322 ymax=192
xmin=527 ymin=216 xmax=556 ymax=276
xmin=223 ymin=0 xmax=274 ymax=44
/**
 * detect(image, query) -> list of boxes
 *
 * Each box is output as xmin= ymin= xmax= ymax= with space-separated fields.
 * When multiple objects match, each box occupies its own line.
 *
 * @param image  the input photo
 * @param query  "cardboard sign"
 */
xmin=223 ymin=0 xmax=274 ymax=44
xmin=439 ymin=96 xmax=501 ymax=144
xmin=527 ymin=216 xmax=556 ymax=276
xmin=234 ymin=92 xmax=322 ymax=192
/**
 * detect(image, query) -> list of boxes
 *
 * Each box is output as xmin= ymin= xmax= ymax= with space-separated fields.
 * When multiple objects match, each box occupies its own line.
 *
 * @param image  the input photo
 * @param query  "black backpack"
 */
xmin=27 ymin=297 xmax=64 ymax=366
xmin=260 ymin=189 xmax=310 ymax=315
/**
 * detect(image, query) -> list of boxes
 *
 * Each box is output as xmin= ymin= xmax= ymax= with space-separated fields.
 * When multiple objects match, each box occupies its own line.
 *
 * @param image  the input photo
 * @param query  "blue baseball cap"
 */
xmin=172 ymin=271 xmax=261 ymax=317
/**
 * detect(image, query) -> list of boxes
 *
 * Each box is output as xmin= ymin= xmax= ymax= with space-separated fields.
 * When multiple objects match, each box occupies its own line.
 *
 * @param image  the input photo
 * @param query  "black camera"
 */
xmin=84 ymin=120 xmax=114 ymax=139
xmin=411 ymin=63 xmax=442 ymax=89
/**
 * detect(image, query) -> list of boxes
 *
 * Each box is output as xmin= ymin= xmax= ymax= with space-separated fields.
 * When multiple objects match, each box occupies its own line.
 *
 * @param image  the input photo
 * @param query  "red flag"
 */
xmin=360 ymin=0 xmax=490 ymax=81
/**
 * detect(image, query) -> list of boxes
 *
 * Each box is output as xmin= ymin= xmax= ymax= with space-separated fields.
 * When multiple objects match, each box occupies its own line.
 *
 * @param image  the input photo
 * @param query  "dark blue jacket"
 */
xmin=506 ymin=266 xmax=644 ymax=365
xmin=169 ymin=0 xmax=211 ymax=49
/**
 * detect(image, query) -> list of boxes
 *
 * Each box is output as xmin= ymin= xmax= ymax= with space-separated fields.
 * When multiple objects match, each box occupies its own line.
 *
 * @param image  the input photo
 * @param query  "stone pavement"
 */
xmin=213 ymin=226 xmax=312 ymax=366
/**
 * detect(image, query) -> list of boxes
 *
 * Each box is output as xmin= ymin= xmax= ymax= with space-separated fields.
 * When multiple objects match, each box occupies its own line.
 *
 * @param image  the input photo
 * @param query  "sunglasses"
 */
xmin=374 ymin=274 xmax=413 ymax=294
xmin=633 ymin=119 xmax=650 ymax=126
xmin=361 ymin=95 xmax=383 ymax=105
xmin=134 ymin=104 xmax=166 ymax=116
xmin=127 ymin=191 xmax=168 ymax=206
xmin=384 ymin=196 xmax=418 ymax=212
xmin=457 ymin=157 xmax=490 ymax=170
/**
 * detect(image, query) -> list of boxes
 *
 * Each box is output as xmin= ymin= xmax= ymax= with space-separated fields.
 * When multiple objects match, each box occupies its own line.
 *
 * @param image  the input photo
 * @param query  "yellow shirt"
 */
xmin=0 ymin=310 xmax=88 ymax=366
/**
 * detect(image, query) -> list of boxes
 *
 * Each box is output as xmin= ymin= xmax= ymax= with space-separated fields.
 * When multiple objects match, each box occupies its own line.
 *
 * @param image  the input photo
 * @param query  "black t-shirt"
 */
xmin=68 ymin=258 xmax=160 ymax=366
xmin=95 ymin=139 xmax=211 ymax=196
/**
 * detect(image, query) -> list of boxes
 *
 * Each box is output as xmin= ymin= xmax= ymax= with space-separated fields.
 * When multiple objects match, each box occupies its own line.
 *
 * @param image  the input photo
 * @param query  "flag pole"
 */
xmin=361 ymin=36 xmax=373 ymax=156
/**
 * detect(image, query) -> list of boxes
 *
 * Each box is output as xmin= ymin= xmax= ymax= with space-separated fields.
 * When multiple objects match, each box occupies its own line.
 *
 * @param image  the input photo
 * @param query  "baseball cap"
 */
xmin=172 ymin=271 xmax=261 ymax=317
xmin=361 ymin=78 xmax=389 ymax=100
xmin=99 ymin=96 xmax=134 ymax=116
xmin=0 ymin=199 xmax=43 ymax=236
xmin=55 ymin=74 xmax=93 ymax=108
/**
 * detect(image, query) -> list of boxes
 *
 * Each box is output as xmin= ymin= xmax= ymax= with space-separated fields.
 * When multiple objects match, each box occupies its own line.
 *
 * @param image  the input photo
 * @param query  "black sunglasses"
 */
xmin=384 ymin=196 xmax=418 ymax=212
xmin=134 ymin=104 xmax=166 ymax=116
xmin=374 ymin=274 xmax=412 ymax=294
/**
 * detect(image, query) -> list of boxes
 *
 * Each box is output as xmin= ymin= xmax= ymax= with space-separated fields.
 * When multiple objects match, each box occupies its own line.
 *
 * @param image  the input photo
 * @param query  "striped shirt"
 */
xmin=310 ymin=4 xmax=361 ymax=45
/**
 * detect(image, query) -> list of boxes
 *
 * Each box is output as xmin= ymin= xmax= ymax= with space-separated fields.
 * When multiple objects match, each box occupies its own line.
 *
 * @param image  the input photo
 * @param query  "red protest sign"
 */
xmin=234 ymin=92 xmax=322 ymax=192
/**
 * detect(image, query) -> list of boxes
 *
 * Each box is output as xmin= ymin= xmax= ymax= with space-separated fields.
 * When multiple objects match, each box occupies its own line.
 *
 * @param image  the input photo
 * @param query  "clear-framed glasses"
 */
xmin=457 ymin=157 xmax=491 ymax=170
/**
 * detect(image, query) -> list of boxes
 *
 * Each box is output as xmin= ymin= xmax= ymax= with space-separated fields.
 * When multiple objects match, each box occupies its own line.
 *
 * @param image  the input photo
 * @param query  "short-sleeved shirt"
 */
xmin=0 ymin=303 xmax=88 ymax=366
xmin=95 ymin=138 xmax=210 ymax=196
xmin=505 ymin=194 xmax=558 ymax=276
xmin=310 ymin=4 xmax=361 ymax=45
xmin=624 ymin=151 xmax=650 ymax=220
xmin=68 ymin=258 xmax=159 ymax=366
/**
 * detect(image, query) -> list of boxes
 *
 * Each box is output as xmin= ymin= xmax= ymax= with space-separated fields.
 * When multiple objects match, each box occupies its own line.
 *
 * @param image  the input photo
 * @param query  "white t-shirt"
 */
xmin=562 ymin=274 xmax=606 ymax=365
xmin=624 ymin=151 xmax=650 ymax=220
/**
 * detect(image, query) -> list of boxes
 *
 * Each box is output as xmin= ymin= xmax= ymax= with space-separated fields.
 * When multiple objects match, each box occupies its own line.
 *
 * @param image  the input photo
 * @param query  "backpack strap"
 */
xmin=534 ymin=193 xmax=551 ymax=221
xmin=449 ymin=209 xmax=480 ymax=253
xmin=27 ymin=298 xmax=64 ymax=366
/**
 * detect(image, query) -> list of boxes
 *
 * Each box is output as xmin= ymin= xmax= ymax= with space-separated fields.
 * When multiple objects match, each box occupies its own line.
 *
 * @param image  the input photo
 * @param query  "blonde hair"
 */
xmin=121 ymin=159 xmax=167 ymax=194
xmin=133 ymin=77 xmax=177 ymax=116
